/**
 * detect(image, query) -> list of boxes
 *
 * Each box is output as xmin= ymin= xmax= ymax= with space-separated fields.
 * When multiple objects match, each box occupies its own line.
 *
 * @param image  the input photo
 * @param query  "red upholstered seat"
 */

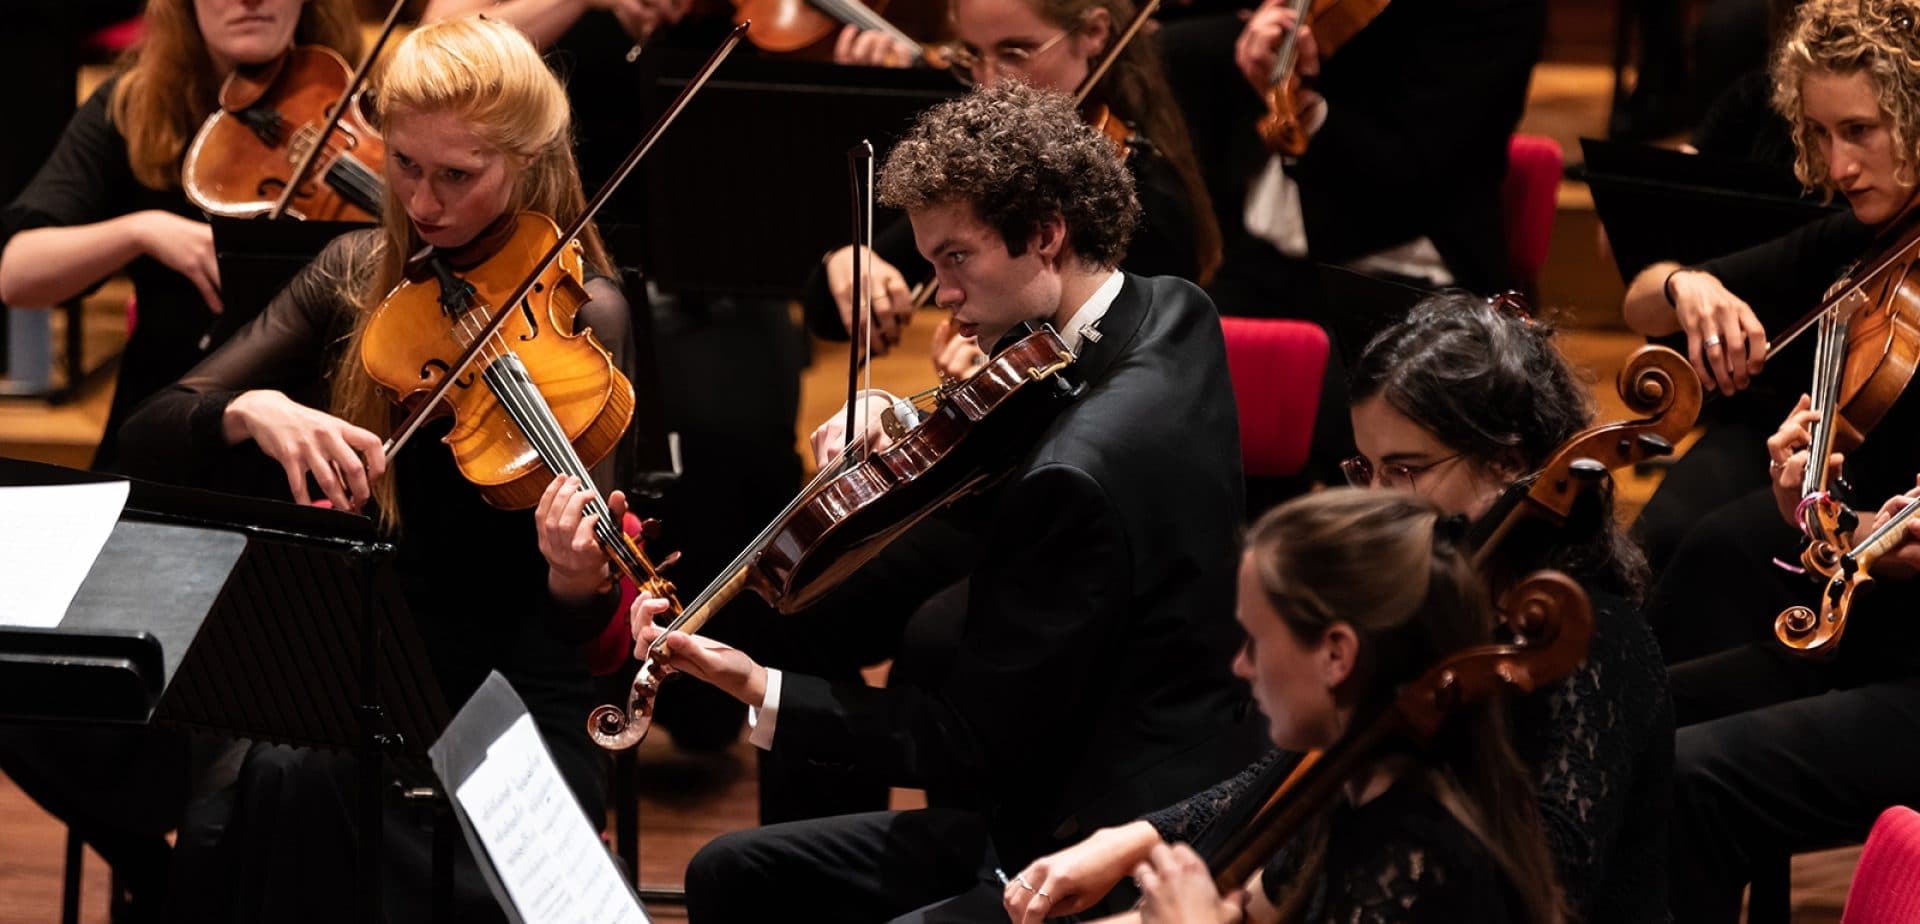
xmin=85 ymin=17 xmax=146 ymax=55
xmin=1841 ymin=806 xmax=1920 ymax=924
xmin=1502 ymin=134 xmax=1563 ymax=294
xmin=1220 ymin=316 xmax=1328 ymax=478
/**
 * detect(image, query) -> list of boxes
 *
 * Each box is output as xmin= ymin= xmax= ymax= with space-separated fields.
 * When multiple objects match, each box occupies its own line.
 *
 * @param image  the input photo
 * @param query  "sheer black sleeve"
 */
xmin=116 ymin=230 xmax=378 ymax=487
xmin=1142 ymin=748 xmax=1289 ymax=843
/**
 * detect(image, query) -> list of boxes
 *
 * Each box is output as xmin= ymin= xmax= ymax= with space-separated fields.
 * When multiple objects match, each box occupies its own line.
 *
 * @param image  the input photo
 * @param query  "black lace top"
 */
xmin=1145 ymin=593 xmax=1673 ymax=923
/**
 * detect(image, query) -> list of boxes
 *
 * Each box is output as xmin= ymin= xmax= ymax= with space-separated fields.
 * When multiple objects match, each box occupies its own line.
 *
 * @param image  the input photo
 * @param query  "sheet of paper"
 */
xmin=0 ymin=480 xmax=130 ymax=629
xmin=455 ymin=714 xmax=649 ymax=924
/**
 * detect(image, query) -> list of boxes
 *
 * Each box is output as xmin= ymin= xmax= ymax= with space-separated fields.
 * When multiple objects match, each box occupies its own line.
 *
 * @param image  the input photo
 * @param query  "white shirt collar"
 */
xmin=1056 ymin=270 xmax=1124 ymax=354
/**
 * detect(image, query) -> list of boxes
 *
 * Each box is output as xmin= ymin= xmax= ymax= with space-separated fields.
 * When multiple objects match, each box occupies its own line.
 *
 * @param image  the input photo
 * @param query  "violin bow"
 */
xmin=380 ymin=22 xmax=750 ymax=461
xmin=844 ymin=140 xmax=877 ymax=459
xmin=1073 ymin=0 xmax=1160 ymax=105
xmin=267 ymin=0 xmax=407 ymax=221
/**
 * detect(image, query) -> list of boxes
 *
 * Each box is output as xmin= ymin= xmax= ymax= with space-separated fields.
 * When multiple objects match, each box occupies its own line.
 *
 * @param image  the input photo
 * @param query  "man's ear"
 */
xmin=1032 ymin=215 xmax=1068 ymax=266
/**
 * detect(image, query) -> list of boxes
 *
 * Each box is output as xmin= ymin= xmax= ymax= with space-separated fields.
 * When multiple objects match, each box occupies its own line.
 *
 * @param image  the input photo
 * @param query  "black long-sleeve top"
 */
xmin=1146 ymin=591 xmax=1674 ymax=923
xmin=1 ymin=77 xmax=210 ymax=471
xmin=116 ymin=230 xmax=637 ymax=812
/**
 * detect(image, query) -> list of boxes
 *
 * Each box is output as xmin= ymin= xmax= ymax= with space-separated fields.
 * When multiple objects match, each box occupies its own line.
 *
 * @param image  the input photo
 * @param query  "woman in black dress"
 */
xmin=117 ymin=17 xmax=639 ymax=919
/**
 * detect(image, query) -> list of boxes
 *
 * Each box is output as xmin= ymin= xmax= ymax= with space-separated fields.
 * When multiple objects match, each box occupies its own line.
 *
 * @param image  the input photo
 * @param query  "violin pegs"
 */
xmin=656 ymin=551 xmax=681 ymax=571
xmin=640 ymin=517 xmax=666 ymax=541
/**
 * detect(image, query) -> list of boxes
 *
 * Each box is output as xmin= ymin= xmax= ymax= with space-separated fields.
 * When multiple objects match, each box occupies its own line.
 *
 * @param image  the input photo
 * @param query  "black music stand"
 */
xmin=0 ymin=456 xmax=449 ymax=923
xmin=1581 ymin=138 xmax=1843 ymax=282
xmin=600 ymin=51 xmax=961 ymax=298
xmin=208 ymin=216 xmax=370 ymax=342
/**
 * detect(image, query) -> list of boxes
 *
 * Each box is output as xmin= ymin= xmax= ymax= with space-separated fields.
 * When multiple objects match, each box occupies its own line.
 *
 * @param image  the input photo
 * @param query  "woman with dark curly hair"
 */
xmin=627 ymin=80 xmax=1261 ymax=922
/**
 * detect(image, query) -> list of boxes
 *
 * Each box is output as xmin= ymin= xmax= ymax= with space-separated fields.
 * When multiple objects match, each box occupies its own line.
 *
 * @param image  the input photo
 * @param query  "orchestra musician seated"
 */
xmin=1004 ymin=296 xmax=1673 ymax=924
xmin=628 ymin=81 xmax=1261 ymax=922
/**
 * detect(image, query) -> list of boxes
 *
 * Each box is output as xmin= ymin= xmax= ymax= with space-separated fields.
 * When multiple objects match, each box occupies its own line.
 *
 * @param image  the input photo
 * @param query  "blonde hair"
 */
xmin=330 ymin=15 xmax=611 ymax=530
xmin=110 ymin=0 xmax=363 ymax=190
xmin=1247 ymin=489 xmax=1566 ymax=924
xmin=1773 ymin=0 xmax=1920 ymax=193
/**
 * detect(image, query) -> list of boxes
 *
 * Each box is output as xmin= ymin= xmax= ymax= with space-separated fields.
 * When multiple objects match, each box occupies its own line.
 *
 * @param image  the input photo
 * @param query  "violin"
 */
xmin=1200 ymin=569 xmax=1594 ymax=904
xmin=1255 ymin=0 xmax=1390 ymax=156
xmin=357 ymin=27 xmax=745 ymax=682
xmin=587 ymin=326 xmax=1080 ymax=750
xmin=728 ymin=0 xmax=937 ymax=61
xmin=1777 ymin=490 xmax=1920 ymax=655
xmin=182 ymin=45 xmax=385 ymax=221
xmin=1765 ymin=215 xmax=1920 ymax=582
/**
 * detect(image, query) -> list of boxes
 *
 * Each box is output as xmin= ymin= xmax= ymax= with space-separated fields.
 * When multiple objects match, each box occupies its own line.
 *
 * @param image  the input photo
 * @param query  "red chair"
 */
xmin=1219 ymin=316 xmax=1329 ymax=478
xmin=84 ymin=17 xmax=145 ymax=56
xmin=1840 ymin=806 xmax=1920 ymax=924
xmin=1501 ymin=134 xmax=1563 ymax=295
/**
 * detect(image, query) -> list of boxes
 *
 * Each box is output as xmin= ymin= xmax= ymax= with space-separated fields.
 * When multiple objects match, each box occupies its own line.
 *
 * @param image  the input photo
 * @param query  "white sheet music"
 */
xmin=455 ymin=714 xmax=649 ymax=924
xmin=0 ymin=481 xmax=130 ymax=629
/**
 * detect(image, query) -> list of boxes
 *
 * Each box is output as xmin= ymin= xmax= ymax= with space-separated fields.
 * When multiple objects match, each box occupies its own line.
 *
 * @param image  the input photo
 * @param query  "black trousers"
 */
xmin=686 ymin=808 xmax=1002 ymax=923
xmin=1640 ymin=486 xmax=1802 ymax=665
xmin=1671 ymin=658 xmax=1920 ymax=922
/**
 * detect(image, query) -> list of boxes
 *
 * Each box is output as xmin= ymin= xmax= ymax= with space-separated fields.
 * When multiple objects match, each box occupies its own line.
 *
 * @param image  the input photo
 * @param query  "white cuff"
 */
xmin=746 ymin=667 xmax=783 ymax=751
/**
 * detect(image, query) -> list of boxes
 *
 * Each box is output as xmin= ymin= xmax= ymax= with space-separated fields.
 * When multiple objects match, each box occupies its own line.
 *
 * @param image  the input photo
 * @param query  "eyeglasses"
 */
xmin=938 ymin=26 xmax=1077 ymax=87
xmin=1339 ymin=453 xmax=1466 ymax=491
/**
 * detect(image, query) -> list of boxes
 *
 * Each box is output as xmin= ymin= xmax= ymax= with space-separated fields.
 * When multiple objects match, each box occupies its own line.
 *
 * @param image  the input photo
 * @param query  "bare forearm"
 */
xmin=0 ymin=213 xmax=149 ymax=306
xmin=420 ymin=0 xmax=589 ymax=48
xmin=1622 ymin=260 xmax=1685 ymax=337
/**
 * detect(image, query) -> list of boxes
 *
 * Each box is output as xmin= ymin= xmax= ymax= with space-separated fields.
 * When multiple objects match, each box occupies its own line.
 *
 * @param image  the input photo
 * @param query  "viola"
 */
xmin=1255 ymin=0 xmax=1390 ymax=156
xmin=182 ymin=45 xmax=385 ymax=221
xmin=587 ymin=326 xmax=1080 ymax=750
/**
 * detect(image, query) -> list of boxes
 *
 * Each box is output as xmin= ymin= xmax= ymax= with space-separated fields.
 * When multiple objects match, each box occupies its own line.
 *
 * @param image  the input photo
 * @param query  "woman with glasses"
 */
xmin=804 ymin=0 xmax=1221 ymax=375
xmin=1006 ymin=293 xmax=1674 ymax=924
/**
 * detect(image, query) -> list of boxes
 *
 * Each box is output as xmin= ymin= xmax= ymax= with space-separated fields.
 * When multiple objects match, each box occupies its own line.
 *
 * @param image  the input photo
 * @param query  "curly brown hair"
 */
xmin=1773 ymin=0 xmax=1920 ymax=192
xmin=877 ymin=81 xmax=1140 ymax=267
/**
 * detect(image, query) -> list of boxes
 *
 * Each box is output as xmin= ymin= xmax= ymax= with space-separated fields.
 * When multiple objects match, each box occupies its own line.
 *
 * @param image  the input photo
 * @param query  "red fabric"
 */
xmin=1842 ymin=806 xmax=1920 ymax=924
xmin=1501 ymin=134 xmax=1562 ymax=292
xmin=126 ymin=296 xmax=137 ymax=336
xmin=1219 ymin=317 xmax=1328 ymax=478
xmin=582 ymin=511 xmax=645 ymax=676
xmin=85 ymin=17 xmax=145 ymax=54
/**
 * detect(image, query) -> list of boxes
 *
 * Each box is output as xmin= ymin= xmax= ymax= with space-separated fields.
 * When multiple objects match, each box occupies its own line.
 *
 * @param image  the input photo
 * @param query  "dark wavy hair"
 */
xmin=878 ymin=81 xmax=1140 ymax=266
xmin=1348 ymin=293 xmax=1649 ymax=601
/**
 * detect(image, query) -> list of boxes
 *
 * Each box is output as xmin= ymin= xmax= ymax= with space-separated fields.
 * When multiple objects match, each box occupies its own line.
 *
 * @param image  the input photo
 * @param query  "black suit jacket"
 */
xmin=773 ymin=273 xmax=1264 ymax=866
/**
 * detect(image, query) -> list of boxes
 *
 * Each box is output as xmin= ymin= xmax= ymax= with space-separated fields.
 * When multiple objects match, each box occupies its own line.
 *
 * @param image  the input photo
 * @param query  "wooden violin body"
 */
xmin=361 ymin=213 xmax=634 ymax=510
xmin=1257 ymin=0 xmax=1390 ymax=156
xmin=730 ymin=0 xmax=938 ymax=61
xmin=588 ymin=327 xmax=1079 ymax=750
xmin=183 ymin=45 xmax=385 ymax=221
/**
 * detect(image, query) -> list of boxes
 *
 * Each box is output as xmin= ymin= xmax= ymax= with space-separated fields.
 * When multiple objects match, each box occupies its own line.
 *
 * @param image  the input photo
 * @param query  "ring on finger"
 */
xmin=1015 ymin=875 xmax=1036 ymax=892
xmin=1703 ymin=334 xmax=1724 ymax=349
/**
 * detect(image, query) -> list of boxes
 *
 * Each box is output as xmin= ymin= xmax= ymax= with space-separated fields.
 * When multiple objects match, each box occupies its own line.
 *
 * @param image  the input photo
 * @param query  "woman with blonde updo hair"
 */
xmin=118 ymin=17 xmax=639 ymax=920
